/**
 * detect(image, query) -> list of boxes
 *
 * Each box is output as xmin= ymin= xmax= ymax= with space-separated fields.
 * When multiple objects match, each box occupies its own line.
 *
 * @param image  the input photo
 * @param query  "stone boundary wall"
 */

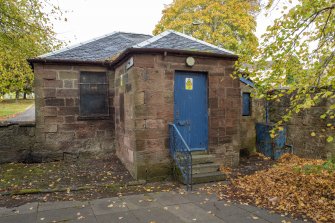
xmin=269 ymin=97 xmax=335 ymax=159
xmin=0 ymin=122 xmax=36 ymax=163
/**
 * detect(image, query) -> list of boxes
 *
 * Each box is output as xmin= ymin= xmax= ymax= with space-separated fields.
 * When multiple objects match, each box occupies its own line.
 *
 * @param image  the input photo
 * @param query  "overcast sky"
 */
xmin=49 ymin=0 xmax=280 ymax=46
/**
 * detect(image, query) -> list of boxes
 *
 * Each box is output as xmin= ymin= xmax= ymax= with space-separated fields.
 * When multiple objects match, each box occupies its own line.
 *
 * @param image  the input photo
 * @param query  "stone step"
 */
xmin=192 ymin=163 xmax=220 ymax=174
xmin=179 ymin=171 xmax=226 ymax=185
xmin=192 ymin=171 xmax=226 ymax=184
xmin=191 ymin=151 xmax=208 ymax=156
xmin=191 ymin=154 xmax=216 ymax=165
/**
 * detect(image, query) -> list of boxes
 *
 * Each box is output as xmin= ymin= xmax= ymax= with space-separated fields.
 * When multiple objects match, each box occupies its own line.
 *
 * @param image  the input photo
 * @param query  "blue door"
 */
xmin=174 ymin=71 xmax=208 ymax=151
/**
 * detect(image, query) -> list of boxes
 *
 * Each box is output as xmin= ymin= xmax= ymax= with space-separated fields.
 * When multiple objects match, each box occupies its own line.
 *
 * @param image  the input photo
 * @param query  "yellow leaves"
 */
xmin=326 ymin=136 xmax=333 ymax=143
xmin=310 ymin=132 xmax=316 ymax=137
xmin=230 ymin=154 xmax=335 ymax=222
xmin=153 ymin=0 xmax=259 ymax=55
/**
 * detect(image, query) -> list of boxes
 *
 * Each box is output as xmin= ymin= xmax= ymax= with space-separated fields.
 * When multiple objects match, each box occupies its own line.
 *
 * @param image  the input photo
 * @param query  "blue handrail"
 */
xmin=168 ymin=123 xmax=192 ymax=190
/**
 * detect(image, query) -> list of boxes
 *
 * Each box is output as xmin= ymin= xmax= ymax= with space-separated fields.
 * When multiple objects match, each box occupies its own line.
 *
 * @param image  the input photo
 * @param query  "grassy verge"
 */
xmin=0 ymin=99 xmax=34 ymax=119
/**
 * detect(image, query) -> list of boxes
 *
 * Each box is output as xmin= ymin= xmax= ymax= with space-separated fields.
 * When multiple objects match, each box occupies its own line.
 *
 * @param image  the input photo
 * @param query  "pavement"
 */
xmin=4 ymin=105 xmax=35 ymax=123
xmin=0 ymin=190 xmax=307 ymax=223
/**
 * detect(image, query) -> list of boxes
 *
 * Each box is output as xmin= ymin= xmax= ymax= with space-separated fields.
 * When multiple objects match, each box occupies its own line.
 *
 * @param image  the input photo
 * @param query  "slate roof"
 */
xmin=37 ymin=30 xmax=237 ymax=62
xmin=133 ymin=30 xmax=235 ymax=56
xmin=39 ymin=32 xmax=152 ymax=61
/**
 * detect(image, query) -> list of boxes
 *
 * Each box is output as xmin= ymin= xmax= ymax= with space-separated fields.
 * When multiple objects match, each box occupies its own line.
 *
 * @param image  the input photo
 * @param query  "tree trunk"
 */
xmin=15 ymin=91 xmax=19 ymax=102
xmin=23 ymin=92 xmax=27 ymax=99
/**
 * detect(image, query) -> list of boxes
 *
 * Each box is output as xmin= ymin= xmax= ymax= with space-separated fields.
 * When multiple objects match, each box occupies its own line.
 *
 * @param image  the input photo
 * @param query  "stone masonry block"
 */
xmin=145 ymin=91 xmax=164 ymax=105
xmin=65 ymin=98 xmax=75 ymax=107
xmin=42 ymin=107 xmax=57 ymax=117
xmin=134 ymin=91 xmax=145 ymax=106
xmin=43 ymin=80 xmax=62 ymax=88
xmin=45 ymin=98 xmax=65 ymax=107
xmin=58 ymin=107 xmax=79 ymax=116
xmin=45 ymin=124 xmax=57 ymax=133
xmin=56 ymin=89 xmax=78 ymax=98
xmin=145 ymin=119 xmax=165 ymax=129
xmin=58 ymin=71 xmax=78 ymax=80
xmin=209 ymin=98 xmax=218 ymax=108
xmin=135 ymin=129 xmax=167 ymax=140
xmin=63 ymin=80 xmax=74 ymax=88
xmin=134 ymin=55 xmax=154 ymax=68
xmin=42 ymin=70 xmax=57 ymax=80
xmin=135 ymin=120 xmax=146 ymax=129
xmin=226 ymin=88 xmax=240 ymax=97
xmin=43 ymin=89 xmax=56 ymax=98
xmin=44 ymin=116 xmax=64 ymax=124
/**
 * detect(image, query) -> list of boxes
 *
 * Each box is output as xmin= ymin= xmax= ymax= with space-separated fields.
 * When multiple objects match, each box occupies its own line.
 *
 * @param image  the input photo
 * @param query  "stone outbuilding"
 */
xmin=29 ymin=30 xmax=254 ymax=181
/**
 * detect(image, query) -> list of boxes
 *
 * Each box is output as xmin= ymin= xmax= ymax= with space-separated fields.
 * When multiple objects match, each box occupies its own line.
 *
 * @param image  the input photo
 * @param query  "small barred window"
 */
xmin=79 ymin=72 xmax=109 ymax=117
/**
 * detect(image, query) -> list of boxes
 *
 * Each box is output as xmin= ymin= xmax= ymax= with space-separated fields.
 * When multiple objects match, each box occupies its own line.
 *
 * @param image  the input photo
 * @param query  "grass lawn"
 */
xmin=0 ymin=99 xmax=34 ymax=119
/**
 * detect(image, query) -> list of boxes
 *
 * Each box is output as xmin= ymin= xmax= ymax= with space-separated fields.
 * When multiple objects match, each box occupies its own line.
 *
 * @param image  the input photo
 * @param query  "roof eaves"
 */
xmin=110 ymin=47 xmax=238 ymax=68
xmin=38 ymin=31 xmax=120 ymax=58
xmin=28 ymin=58 xmax=112 ymax=67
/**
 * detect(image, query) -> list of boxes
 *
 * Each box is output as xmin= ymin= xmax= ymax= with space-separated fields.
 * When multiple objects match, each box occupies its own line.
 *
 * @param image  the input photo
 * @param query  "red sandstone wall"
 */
xmin=114 ymin=53 xmax=241 ymax=180
xmin=33 ymin=64 xmax=115 ymax=161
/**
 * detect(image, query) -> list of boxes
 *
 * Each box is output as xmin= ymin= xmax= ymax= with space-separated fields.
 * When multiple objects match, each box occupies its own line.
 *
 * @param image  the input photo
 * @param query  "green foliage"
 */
xmin=295 ymin=159 xmax=335 ymax=174
xmin=153 ymin=0 xmax=260 ymax=55
xmin=0 ymin=0 xmax=63 ymax=96
xmin=238 ymin=0 xmax=335 ymax=141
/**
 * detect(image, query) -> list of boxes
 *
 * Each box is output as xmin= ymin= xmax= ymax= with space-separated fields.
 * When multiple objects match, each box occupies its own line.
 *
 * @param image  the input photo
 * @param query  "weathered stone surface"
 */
xmin=0 ymin=124 xmax=36 ymax=163
xmin=58 ymin=71 xmax=78 ymax=80
xmin=4 ymin=64 xmax=116 ymax=164
xmin=269 ymin=94 xmax=335 ymax=159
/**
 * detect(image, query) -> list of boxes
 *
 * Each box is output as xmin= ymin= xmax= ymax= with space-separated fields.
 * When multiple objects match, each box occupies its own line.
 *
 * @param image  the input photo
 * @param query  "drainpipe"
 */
xmin=265 ymin=100 xmax=269 ymax=124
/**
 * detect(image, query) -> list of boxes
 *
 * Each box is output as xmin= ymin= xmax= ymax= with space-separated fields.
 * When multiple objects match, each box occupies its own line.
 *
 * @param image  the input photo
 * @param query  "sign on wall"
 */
xmin=185 ymin=78 xmax=193 ymax=90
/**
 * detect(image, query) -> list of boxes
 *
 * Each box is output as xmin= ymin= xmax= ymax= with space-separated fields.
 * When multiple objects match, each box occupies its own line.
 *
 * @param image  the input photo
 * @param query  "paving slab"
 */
xmin=183 ymin=191 xmax=218 ymax=203
xmin=131 ymin=207 xmax=185 ymax=223
xmin=150 ymin=191 xmax=191 ymax=206
xmin=38 ymin=200 xmax=89 ymax=212
xmin=37 ymin=206 xmax=94 ymax=223
xmin=95 ymin=211 xmax=140 ymax=223
xmin=195 ymin=200 xmax=269 ymax=222
xmin=0 ymin=213 xmax=37 ymax=223
xmin=120 ymin=193 xmax=161 ymax=210
xmin=90 ymin=197 xmax=128 ymax=216
xmin=166 ymin=203 xmax=224 ymax=223
xmin=0 ymin=202 xmax=38 ymax=217
xmin=0 ymin=189 xmax=311 ymax=223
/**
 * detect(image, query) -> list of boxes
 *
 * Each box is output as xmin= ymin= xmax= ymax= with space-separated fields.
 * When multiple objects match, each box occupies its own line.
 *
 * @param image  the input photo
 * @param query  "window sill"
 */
xmin=77 ymin=115 xmax=110 ymax=121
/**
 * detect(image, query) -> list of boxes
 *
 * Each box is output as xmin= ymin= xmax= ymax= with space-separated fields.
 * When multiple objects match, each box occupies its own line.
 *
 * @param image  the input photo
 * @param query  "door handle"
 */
xmin=177 ymin=120 xmax=191 ymax=126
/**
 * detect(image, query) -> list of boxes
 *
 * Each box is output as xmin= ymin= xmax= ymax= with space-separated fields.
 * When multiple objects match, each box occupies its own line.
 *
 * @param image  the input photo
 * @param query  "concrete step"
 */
xmin=192 ymin=154 xmax=216 ymax=165
xmin=192 ymin=171 xmax=226 ymax=184
xmin=192 ymin=163 xmax=220 ymax=174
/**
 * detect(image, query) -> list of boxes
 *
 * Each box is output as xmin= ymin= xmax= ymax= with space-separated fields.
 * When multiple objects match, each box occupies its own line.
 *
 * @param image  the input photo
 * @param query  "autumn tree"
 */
xmin=238 ymin=0 xmax=335 ymax=142
xmin=0 ymin=0 xmax=62 ymax=98
xmin=153 ymin=0 xmax=260 ymax=55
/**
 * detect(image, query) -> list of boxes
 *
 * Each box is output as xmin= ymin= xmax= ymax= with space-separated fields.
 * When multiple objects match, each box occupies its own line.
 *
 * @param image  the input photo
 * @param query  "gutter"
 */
xmin=27 ymin=58 xmax=112 ymax=67
xmin=110 ymin=48 xmax=238 ymax=67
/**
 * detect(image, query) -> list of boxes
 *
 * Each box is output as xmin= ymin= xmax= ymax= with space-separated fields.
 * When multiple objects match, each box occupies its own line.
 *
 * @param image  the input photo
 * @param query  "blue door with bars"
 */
xmin=174 ymin=71 xmax=208 ymax=151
